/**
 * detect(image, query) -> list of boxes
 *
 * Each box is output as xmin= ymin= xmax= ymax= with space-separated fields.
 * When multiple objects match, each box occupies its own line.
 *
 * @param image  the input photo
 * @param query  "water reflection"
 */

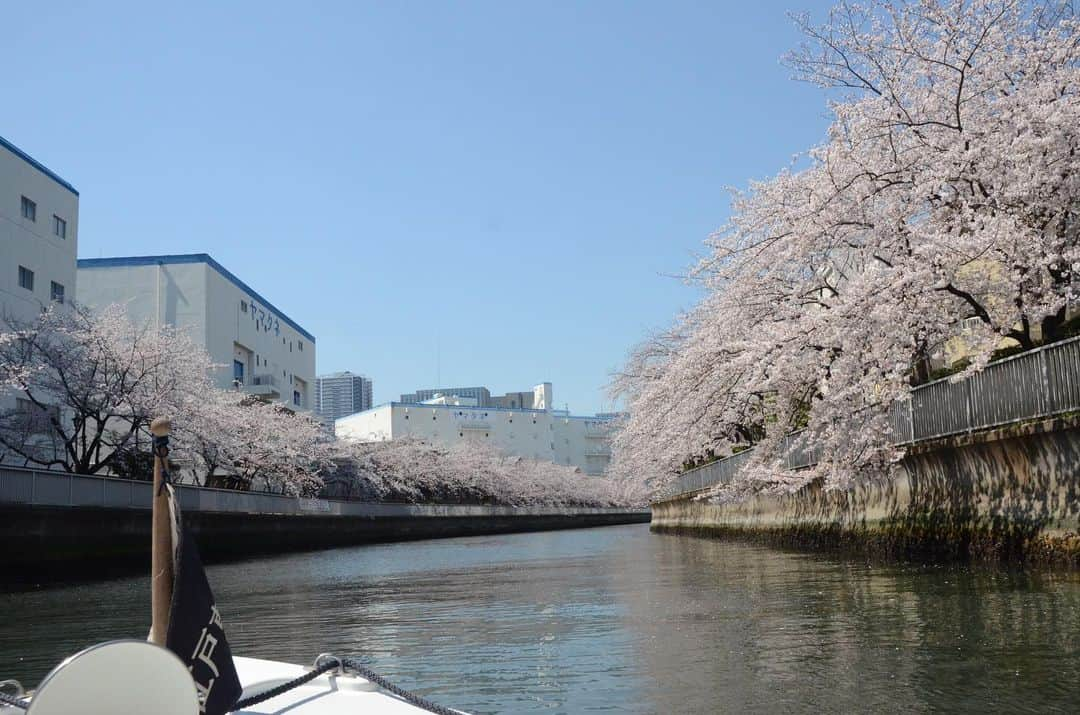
xmin=1 ymin=526 xmax=1077 ymax=713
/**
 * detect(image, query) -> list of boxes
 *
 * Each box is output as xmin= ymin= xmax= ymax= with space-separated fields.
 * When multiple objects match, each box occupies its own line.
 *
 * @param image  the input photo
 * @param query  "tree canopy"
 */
xmin=611 ymin=0 xmax=1080 ymax=497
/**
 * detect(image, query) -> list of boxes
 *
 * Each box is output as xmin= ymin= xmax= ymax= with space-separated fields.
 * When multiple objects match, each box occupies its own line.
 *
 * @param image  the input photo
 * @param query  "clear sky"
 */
xmin=4 ymin=1 xmax=833 ymax=414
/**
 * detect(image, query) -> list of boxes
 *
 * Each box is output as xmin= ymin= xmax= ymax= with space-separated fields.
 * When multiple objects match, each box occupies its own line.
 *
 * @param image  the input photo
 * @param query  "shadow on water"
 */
xmin=1 ymin=525 xmax=1077 ymax=713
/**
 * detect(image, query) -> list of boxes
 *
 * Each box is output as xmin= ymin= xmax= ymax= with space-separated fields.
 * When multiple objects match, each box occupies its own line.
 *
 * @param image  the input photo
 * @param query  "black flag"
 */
xmin=165 ymin=522 xmax=243 ymax=714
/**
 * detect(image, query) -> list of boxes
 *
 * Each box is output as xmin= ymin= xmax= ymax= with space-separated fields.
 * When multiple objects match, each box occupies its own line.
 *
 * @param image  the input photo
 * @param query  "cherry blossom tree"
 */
xmin=172 ymin=389 xmax=330 ymax=496
xmin=0 ymin=303 xmax=214 ymax=474
xmin=611 ymin=0 xmax=1080 ymax=497
xmin=333 ymin=437 xmax=643 ymax=507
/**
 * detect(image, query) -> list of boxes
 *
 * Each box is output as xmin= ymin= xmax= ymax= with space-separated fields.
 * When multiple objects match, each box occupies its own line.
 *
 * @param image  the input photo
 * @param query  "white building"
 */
xmin=77 ymin=254 xmax=316 ymax=411
xmin=335 ymin=383 xmax=614 ymax=475
xmin=0 ymin=135 xmax=79 ymax=326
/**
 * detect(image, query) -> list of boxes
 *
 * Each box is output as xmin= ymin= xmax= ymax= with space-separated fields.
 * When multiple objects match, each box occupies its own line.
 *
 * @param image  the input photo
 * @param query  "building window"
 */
xmin=52 ymin=215 xmax=67 ymax=238
xmin=21 ymin=196 xmax=36 ymax=221
xmin=293 ymin=390 xmax=301 ymax=406
xmin=17 ymin=266 xmax=34 ymax=291
xmin=299 ymin=341 xmax=304 ymax=352
xmin=50 ymin=281 xmax=64 ymax=304
xmin=241 ymin=301 xmax=248 ymax=313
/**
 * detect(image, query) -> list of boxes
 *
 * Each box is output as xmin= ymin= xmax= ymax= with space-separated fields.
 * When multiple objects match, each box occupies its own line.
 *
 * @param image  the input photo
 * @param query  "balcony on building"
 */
xmin=236 ymin=373 xmax=281 ymax=400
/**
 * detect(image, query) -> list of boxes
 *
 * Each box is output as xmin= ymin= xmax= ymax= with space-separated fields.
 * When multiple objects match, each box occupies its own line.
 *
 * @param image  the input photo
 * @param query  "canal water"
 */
xmin=1 ymin=524 xmax=1078 ymax=713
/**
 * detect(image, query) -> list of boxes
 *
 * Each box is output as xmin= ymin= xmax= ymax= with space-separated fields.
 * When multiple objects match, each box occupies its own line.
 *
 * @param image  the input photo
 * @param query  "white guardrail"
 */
xmin=662 ymin=335 xmax=1080 ymax=499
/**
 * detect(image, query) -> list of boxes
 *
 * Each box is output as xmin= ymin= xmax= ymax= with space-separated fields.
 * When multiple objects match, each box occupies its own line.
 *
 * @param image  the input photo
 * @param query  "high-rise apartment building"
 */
xmin=315 ymin=371 xmax=373 ymax=422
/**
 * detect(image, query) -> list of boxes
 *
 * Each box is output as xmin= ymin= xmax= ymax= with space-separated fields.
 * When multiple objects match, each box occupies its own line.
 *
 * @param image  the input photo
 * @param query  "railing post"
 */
xmin=1039 ymin=346 xmax=1050 ymax=416
xmin=972 ymin=378 xmax=980 ymax=434
xmin=907 ymin=398 xmax=915 ymax=444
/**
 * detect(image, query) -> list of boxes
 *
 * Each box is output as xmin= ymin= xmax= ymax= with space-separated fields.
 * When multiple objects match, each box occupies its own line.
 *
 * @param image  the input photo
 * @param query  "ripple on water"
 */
xmin=1 ymin=526 xmax=1079 ymax=714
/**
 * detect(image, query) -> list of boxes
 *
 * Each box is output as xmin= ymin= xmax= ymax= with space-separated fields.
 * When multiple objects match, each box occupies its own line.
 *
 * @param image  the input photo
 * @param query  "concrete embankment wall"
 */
xmin=651 ymin=417 xmax=1080 ymax=565
xmin=0 ymin=469 xmax=649 ymax=581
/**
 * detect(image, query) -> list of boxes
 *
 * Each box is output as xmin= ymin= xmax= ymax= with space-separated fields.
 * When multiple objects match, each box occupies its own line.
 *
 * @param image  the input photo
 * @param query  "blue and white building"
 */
xmin=77 ymin=254 xmax=316 ymax=411
xmin=0 ymin=135 xmax=79 ymax=326
xmin=336 ymin=383 xmax=614 ymax=475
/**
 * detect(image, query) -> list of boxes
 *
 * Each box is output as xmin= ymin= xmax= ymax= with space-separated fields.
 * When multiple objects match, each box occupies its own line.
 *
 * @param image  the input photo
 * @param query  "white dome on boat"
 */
xmin=27 ymin=640 xmax=198 ymax=715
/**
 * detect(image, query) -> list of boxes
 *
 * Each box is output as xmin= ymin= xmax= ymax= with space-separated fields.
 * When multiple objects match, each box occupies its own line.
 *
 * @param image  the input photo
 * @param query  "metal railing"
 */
xmin=662 ymin=335 xmax=1080 ymax=499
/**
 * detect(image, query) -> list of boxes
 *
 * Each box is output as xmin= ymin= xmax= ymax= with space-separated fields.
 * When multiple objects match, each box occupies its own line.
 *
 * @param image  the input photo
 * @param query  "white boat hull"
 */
xmin=233 ymin=656 xmax=465 ymax=714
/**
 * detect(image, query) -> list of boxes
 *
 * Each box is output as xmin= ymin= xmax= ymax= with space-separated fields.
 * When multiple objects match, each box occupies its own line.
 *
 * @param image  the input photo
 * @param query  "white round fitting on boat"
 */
xmin=27 ymin=640 xmax=198 ymax=715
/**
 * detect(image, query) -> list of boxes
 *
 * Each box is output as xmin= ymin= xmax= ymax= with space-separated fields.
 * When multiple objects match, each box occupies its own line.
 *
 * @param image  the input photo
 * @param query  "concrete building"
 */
xmin=315 ymin=371 xmax=373 ymax=424
xmin=77 ymin=254 xmax=315 ymax=411
xmin=401 ymin=386 xmax=491 ymax=406
xmin=491 ymin=391 xmax=535 ymax=409
xmin=0 ymin=135 xmax=79 ymax=326
xmin=400 ymin=383 xmax=552 ymax=410
xmin=336 ymin=383 xmax=613 ymax=475
xmin=0 ymin=135 xmax=80 ymax=463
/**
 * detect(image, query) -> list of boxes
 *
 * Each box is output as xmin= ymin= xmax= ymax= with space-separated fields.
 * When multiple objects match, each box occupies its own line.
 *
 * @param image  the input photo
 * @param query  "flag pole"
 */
xmin=149 ymin=417 xmax=173 ymax=646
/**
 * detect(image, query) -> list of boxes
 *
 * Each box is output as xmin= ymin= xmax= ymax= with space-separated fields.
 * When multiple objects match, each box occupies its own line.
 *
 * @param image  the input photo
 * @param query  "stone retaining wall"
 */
xmin=651 ymin=417 xmax=1080 ymax=565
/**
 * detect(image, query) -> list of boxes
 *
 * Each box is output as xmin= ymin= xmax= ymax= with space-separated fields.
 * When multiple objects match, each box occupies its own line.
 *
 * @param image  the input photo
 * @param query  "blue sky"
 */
xmin=4 ymin=1 xmax=832 ymax=414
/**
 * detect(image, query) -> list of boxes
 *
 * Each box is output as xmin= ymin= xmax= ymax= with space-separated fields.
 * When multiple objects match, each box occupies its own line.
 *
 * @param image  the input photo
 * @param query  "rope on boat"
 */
xmin=231 ymin=654 xmax=460 ymax=715
xmin=0 ymin=690 xmax=30 ymax=711
xmin=230 ymin=657 xmax=339 ymax=710
xmin=337 ymin=656 xmax=459 ymax=715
